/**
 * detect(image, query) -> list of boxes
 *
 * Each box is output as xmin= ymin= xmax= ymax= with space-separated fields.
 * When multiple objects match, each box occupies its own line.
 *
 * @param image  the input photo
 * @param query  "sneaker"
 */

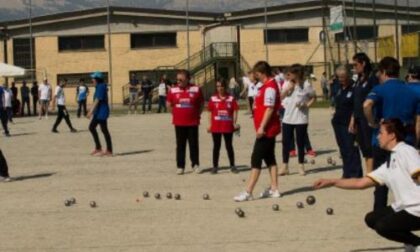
xmin=3 ymin=132 xmax=10 ymax=137
xmin=298 ymin=165 xmax=307 ymax=176
xmin=306 ymin=150 xmax=317 ymax=157
xmin=279 ymin=165 xmax=290 ymax=176
xmin=289 ymin=150 xmax=297 ymax=157
xmin=70 ymin=128 xmax=77 ymax=133
xmin=259 ymin=188 xmax=281 ymax=199
xmin=194 ymin=166 xmax=203 ymax=174
xmin=233 ymin=191 xmax=253 ymax=202
xmin=0 ymin=176 xmax=12 ymax=182
xmin=176 ymin=168 xmax=184 ymax=175
xmin=52 ymin=129 xmax=59 ymax=133
xmin=211 ymin=167 xmax=218 ymax=174
xmin=230 ymin=166 xmax=239 ymax=174
xmin=404 ymin=244 xmax=415 ymax=252
xmin=102 ymin=151 xmax=113 ymax=157
xmin=90 ymin=149 xmax=103 ymax=156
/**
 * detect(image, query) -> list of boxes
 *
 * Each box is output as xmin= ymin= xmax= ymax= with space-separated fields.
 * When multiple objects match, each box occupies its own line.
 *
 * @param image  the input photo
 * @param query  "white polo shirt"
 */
xmin=243 ymin=77 xmax=255 ymax=98
xmin=39 ymin=83 xmax=51 ymax=101
xmin=282 ymin=80 xmax=316 ymax=125
xmin=368 ymin=142 xmax=420 ymax=217
xmin=3 ymin=89 xmax=12 ymax=108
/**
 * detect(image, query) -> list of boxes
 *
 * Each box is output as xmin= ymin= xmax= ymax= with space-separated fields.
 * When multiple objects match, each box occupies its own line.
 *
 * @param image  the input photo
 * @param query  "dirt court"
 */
xmin=0 ymin=108 xmax=412 ymax=252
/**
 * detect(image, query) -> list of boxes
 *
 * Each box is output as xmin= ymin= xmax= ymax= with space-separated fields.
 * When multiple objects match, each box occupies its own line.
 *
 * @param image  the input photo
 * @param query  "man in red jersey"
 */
xmin=234 ymin=61 xmax=282 ymax=202
xmin=167 ymin=69 xmax=204 ymax=175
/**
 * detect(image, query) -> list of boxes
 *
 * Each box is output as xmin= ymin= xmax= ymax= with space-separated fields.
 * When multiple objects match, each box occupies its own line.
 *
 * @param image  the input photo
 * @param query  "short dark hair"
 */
xmin=353 ymin=52 xmax=373 ymax=76
xmin=252 ymin=61 xmax=272 ymax=77
xmin=177 ymin=69 xmax=191 ymax=80
xmin=216 ymin=78 xmax=228 ymax=89
xmin=381 ymin=118 xmax=406 ymax=142
xmin=378 ymin=57 xmax=400 ymax=78
xmin=289 ymin=64 xmax=305 ymax=80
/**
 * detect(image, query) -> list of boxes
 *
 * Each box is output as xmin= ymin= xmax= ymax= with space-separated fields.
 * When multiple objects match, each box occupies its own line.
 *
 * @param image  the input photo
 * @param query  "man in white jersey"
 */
xmin=51 ymin=79 xmax=77 ymax=133
xmin=38 ymin=78 xmax=52 ymax=119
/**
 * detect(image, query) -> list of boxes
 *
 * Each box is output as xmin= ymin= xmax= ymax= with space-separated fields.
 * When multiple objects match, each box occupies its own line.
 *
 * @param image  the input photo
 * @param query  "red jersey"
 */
xmin=208 ymin=94 xmax=239 ymax=133
xmin=253 ymin=78 xmax=281 ymax=138
xmin=167 ymin=83 xmax=204 ymax=126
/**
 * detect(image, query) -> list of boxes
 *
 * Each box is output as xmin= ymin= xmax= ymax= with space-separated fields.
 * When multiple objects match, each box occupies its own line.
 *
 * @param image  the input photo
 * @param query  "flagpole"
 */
xmin=29 ymin=0 xmax=34 ymax=82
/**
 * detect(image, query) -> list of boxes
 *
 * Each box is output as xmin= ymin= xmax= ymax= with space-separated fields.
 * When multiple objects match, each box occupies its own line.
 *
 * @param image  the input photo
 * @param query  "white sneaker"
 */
xmin=176 ymin=168 xmax=184 ymax=175
xmin=0 ymin=176 xmax=12 ymax=182
xmin=233 ymin=191 xmax=253 ymax=202
xmin=259 ymin=188 xmax=281 ymax=198
xmin=404 ymin=244 xmax=415 ymax=252
xmin=193 ymin=166 xmax=203 ymax=174
xmin=416 ymin=245 xmax=420 ymax=252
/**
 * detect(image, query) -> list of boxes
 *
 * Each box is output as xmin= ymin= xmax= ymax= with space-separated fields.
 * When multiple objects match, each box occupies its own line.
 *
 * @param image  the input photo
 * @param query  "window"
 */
xmin=58 ymin=35 xmax=105 ymax=52
xmin=56 ymin=72 xmax=108 ymax=88
xmin=402 ymin=25 xmax=420 ymax=35
xmin=264 ymin=28 xmax=309 ymax=44
xmin=13 ymin=38 xmax=35 ymax=70
xmin=131 ymin=33 xmax=177 ymax=49
xmin=403 ymin=57 xmax=420 ymax=68
xmin=335 ymin=26 xmax=378 ymax=42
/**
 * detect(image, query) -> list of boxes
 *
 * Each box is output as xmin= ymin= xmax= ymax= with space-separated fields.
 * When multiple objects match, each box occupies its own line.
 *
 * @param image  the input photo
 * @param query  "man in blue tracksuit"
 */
xmin=406 ymin=66 xmax=420 ymax=148
xmin=364 ymin=57 xmax=420 ymax=211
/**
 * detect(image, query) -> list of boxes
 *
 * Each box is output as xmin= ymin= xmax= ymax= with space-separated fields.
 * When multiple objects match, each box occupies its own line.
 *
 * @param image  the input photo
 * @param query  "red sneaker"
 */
xmin=90 ymin=149 xmax=103 ymax=156
xmin=102 ymin=150 xmax=113 ymax=157
xmin=306 ymin=150 xmax=317 ymax=157
xmin=289 ymin=150 xmax=297 ymax=157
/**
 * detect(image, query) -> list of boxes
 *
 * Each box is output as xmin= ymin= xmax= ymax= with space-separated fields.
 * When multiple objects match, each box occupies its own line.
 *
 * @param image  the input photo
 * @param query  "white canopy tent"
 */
xmin=0 ymin=63 xmax=26 ymax=77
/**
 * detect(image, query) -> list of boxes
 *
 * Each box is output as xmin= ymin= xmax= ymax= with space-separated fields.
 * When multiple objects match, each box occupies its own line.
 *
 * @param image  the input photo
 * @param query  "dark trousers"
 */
xmin=282 ymin=123 xmax=307 ymax=164
xmin=142 ymin=93 xmax=152 ymax=112
xmin=248 ymin=97 xmax=254 ymax=114
xmin=175 ymin=126 xmax=199 ymax=169
xmin=157 ymin=96 xmax=167 ymax=113
xmin=6 ymin=107 xmax=12 ymax=122
xmin=373 ymin=146 xmax=391 ymax=210
xmin=212 ymin=133 xmax=235 ymax=168
xmin=21 ymin=97 xmax=30 ymax=116
xmin=290 ymin=129 xmax=313 ymax=151
xmin=32 ymin=97 xmax=38 ymax=116
xmin=0 ymin=150 xmax=9 ymax=178
xmin=332 ymin=121 xmax=363 ymax=178
xmin=53 ymin=105 xmax=74 ymax=131
xmin=89 ymin=118 xmax=113 ymax=152
xmin=355 ymin=117 xmax=373 ymax=158
xmin=77 ymin=100 xmax=87 ymax=118
xmin=365 ymin=206 xmax=420 ymax=246
xmin=0 ymin=109 xmax=9 ymax=135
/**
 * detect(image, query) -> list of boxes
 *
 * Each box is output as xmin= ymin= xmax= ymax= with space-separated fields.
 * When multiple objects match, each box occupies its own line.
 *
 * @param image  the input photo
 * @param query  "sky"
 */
xmin=0 ymin=0 xmax=418 ymax=22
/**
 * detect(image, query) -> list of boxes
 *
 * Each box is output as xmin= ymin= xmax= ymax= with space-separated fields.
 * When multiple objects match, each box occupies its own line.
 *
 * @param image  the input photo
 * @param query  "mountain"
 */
xmin=0 ymin=0 xmax=417 ymax=22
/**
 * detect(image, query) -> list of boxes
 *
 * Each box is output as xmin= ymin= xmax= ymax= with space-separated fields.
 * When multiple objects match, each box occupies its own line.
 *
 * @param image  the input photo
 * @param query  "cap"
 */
xmin=90 ymin=71 xmax=104 ymax=79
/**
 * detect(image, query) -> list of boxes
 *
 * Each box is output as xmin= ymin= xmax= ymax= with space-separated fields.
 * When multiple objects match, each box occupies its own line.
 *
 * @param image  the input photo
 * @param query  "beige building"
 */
xmin=0 ymin=1 xmax=419 ymax=105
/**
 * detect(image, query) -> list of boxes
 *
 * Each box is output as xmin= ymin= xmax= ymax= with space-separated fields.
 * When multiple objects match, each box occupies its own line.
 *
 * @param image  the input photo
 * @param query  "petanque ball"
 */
xmin=69 ymin=197 xmax=76 ymax=204
xmin=272 ymin=204 xmax=279 ymax=211
xmin=155 ymin=193 xmax=161 ymax=199
xmin=166 ymin=192 xmax=172 ymax=199
xmin=90 ymin=201 xmax=97 ymax=208
xmin=203 ymin=194 xmax=210 ymax=200
xmin=306 ymin=195 xmax=316 ymax=205
xmin=296 ymin=202 xmax=304 ymax=209
xmin=310 ymin=159 xmax=315 ymax=165
xmin=64 ymin=200 xmax=72 ymax=207
xmin=143 ymin=191 xmax=149 ymax=198
xmin=174 ymin=193 xmax=181 ymax=200
xmin=326 ymin=208 xmax=334 ymax=215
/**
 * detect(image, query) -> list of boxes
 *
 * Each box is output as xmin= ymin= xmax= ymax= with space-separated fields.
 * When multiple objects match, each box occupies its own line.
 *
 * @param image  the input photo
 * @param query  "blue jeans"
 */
xmin=158 ymin=96 xmax=166 ymax=113
xmin=332 ymin=121 xmax=363 ymax=178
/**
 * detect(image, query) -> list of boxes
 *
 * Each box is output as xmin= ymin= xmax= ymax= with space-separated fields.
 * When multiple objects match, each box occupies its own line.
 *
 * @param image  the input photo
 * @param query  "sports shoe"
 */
xmin=194 ymin=166 xmax=203 ymax=174
xmin=52 ymin=129 xmax=59 ymax=133
xmin=102 ymin=151 xmax=113 ymax=157
xmin=259 ymin=188 xmax=281 ymax=199
xmin=279 ymin=165 xmax=290 ymax=176
xmin=211 ymin=167 xmax=218 ymax=174
xmin=0 ymin=176 xmax=12 ymax=182
xmin=404 ymin=244 xmax=415 ymax=252
xmin=289 ymin=150 xmax=297 ymax=157
xmin=230 ymin=166 xmax=239 ymax=174
xmin=70 ymin=128 xmax=77 ymax=133
xmin=306 ymin=149 xmax=317 ymax=157
xmin=90 ymin=149 xmax=103 ymax=156
xmin=176 ymin=168 xmax=184 ymax=175
xmin=233 ymin=191 xmax=253 ymax=202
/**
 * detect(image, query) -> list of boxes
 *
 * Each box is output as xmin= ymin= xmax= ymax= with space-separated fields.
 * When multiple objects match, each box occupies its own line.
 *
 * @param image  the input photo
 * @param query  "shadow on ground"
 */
xmin=114 ymin=150 xmax=154 ymax=156
xmin=13 ymin=172 xmax=56 ymax=182
xmin=10 ymin=132 xmax=37 ymax=137
xmin=201 ymin=165 xmax=249 ymax=174
xmin=350 ymin=247 xmax=403 ymax=252
xmin=307 ymin=165 xmax=342 ymax=174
